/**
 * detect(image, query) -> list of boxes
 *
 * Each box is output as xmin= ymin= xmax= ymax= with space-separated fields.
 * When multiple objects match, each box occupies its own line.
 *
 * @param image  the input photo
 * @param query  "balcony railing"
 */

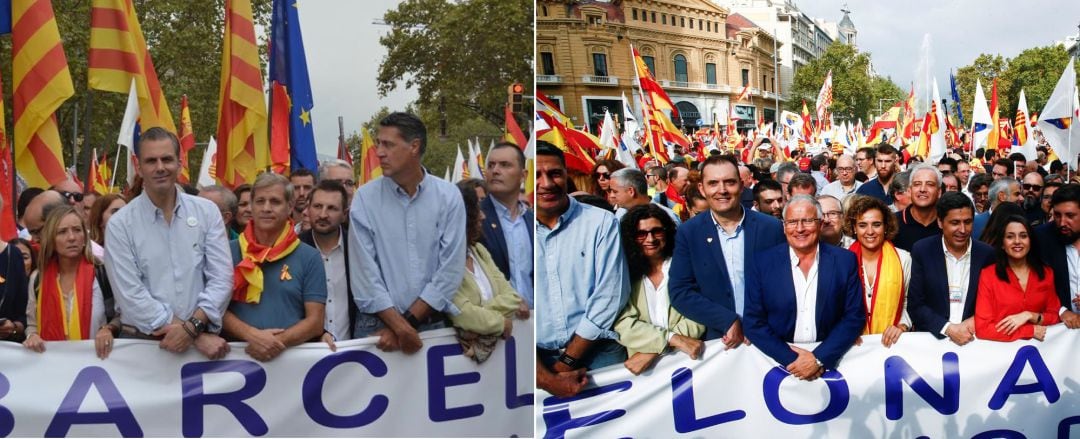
xmin=582 ymin=75 xmax=619 ymax=86
xmin=536 ymin=75 xmax=562 ymax=84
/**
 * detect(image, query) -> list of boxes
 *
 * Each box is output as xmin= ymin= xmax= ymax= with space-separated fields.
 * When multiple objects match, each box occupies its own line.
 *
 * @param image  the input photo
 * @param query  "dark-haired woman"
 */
xmin=975 ymin=215 xmax=1061 ymax=341
xmin=614 ymin=204 xmax=704 ymax=375
xmin=591 ymin=159 xmax=625 ymax=204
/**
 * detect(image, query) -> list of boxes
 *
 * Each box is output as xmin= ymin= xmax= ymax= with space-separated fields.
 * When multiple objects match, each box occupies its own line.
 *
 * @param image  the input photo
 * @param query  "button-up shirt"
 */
xmin=712 ymin=209 xmax=746 ymax=316
xmin=1067 ymin=244 xmax=1079 ymax=313
xmin=791 ymin=247 xmax=820 ymax=343
xmin=104 ymin=187 xmax=234 ymax=333
xmin=348 ymin=173 xmax=466 ymax=315
xmin=942 ymin=238 xmax=973 ymax=334
xmin=315 ymin=227 xmax=350 ymax=341
xmin=536 ymin=197 xmax=629 ymax=350
xmin=492 ymin=197 xmax=534 ymax=307
xmin=820 ymin=180 xmax=863 ymax=202
xmin=642 ymin=258 xmax=672 ymax=332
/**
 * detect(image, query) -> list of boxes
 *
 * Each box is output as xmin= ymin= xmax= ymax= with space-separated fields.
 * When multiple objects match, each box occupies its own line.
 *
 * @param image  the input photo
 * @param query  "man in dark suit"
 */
xmin=1035 ymin=183 xmax=1080 ymax=329
xmin=480 ymin=142 xmax=534 ymax=307
xmin=908 ymin=192 xmax=995 ymax=345
xmin=670 ymin=155 xmax=785 ymax=349
xmin=300 ymin=180 xmax=357 ymax=345
xmin=743 ymin=195 xmax=864 ymax=380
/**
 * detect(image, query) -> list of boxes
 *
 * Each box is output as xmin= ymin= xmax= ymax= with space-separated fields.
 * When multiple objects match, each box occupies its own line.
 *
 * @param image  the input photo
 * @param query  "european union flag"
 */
xmin=950 ymin=71 xmax=964 ymax=126
xmin=0 ymin=0 xmax=9 ymax=35
xmin=269 ymin=0 xmax=317 ymax=173
xmin=1044 ymin=117 xmax=1073 ymax=130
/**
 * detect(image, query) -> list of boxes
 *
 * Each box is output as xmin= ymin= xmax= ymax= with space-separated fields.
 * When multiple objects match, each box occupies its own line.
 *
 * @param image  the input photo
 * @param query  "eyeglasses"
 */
xmin=646 ymin=174 xmax=658 ymax=179
xmin=1023 ymin=184 xmax=1043 ymax=192
xmin=326 ymin=178 xmax=357 ymax=188
xmin=939 ymin=170 xmax=953 ymax=175
xmin=835 ymin=167 xmax=855 ymax=173
xmin=784 ymin=218 xmax=819 ymax=228
xmin=635 ymin=227 xmax=665 ymax=240
xmin=594 ymin=172 xmax=611 ymax=180
xmin=59 ymin=191 xmax=84 ymax=203
xmin=824 ymin=211 xmax=842 ymax=219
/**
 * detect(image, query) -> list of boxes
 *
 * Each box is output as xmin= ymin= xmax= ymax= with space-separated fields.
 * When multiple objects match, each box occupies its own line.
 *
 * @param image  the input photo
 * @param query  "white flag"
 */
xmin=451 ymin=145 xmax=466 ymax=183
xmin=197 ymin=137 xmax=218 ymax=188
xmin=816 ymin=70 xmax=833 ymax=121
xmin=118 ymin=80 xmax=140 ymax=187
xmin=928 ymin=78 xmax=947 ymax=164
xmin=971 ymin=78 xmax=992 ymax=150
xmin=1015 ymin=89 xmax=1037 ymax=161
xmin=1036 ymin=59 xmax=1079 ymax=168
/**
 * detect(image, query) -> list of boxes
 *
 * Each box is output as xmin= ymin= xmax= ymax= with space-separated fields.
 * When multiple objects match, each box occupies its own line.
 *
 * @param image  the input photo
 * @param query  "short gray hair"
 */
xmin=776 ymin=163 xmax=799 ymax=182
xmin=199 ymin=185 xmax=238 ymax=216
xmin=318 ymin=159 xmax=354 ymax=182
xmin=908 ymin=163 xmax=943 ymax=187
xmin=611 ymin=168 xmax=647 ymax=197
xmin=783 ymin=194 xmax=823 ymax=220
xmin=889 ymin=171 xmax=911 ymax=194
xmin=251 ymin=172 xmax=294 ymax=205
xmin=988 ymin=177 xmax=1018 ymax=207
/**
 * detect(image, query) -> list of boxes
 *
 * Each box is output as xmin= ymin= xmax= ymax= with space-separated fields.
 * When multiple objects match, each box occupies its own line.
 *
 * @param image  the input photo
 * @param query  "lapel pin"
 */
xmin=491 ymin=223 xmax=498 ymax=229
xmin=280 ymin=264 xmax=293 ymax=281
xmin=707 ymin=237 xmax=713 ymax=243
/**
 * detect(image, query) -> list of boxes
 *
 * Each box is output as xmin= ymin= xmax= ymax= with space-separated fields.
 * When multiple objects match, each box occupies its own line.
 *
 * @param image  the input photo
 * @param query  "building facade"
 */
xmin=536 ymin=0 xmax=781 ymax=134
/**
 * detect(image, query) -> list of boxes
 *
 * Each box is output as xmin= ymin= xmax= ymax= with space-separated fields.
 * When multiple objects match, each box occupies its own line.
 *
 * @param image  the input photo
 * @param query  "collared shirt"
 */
xmin=941 ymin=238 xmax=973 ymax=334
xmin=642 ymin=258 xmax=672 ymax=331
xmin=491 ymin=197 xmax=534 ymax=307
xmin=228 ymin=240 xmax=327 ymax=330
xmin=314 ymin=227 xmax=350 ymax=341
xmin=820 ymin=180 xmax=863 ymax=202
xmin=536 ymin=197 xmax=629 ymax=350
xmin=348 ymin=173 xmax=466 ymax=316
xmin=104 ymin=187 xmax=233 ymax=333
xmin=856 ymin=177 xmax=892 ymax=204
xmin=894 ymin=207 xmax=942 ymax=252
xmin=1067 ymin=244 xmax=1079 ymax=313
xmin=811 ymin=171 xmax=830 ymax=193
xmin=790 ymin=247 xmax=820 ymax=343
xmin=712 ymin=209 xmax=747 ymax=316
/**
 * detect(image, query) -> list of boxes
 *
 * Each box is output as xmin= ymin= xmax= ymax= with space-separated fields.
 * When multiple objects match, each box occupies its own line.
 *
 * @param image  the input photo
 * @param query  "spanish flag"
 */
xmin=216 ymin=0 xmax=269 ymax=188
xmin=359 ymin=125 xmax=381 ymax=185
xmin=987 ymin=78 xmax=1000 ymax=150
xmin=88 ymin=0 xmax=176 ymax=134
xmin=177 ymin=95 xmax=195 ymax=183
xmin=13 ymin=0 xmax=75 ymax=189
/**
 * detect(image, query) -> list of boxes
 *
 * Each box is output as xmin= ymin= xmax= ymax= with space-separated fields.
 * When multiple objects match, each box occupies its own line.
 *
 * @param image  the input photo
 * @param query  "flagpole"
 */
xmin=80 ymin=90 xmax=95 ymax=187
xmin=1069 ymin=83 xmax=1075 ymax=181
xmin=110 ymin=144 xmax=123 ymax=190
xmin=629 ymin=43 xmax=656 ymax=159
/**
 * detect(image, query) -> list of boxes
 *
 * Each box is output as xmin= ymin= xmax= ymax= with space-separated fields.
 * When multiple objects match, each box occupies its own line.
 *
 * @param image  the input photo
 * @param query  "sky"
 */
xmin=793 ymin=0 xmax=1080 ymax=108
xmin=295 ymin=0 xmax=417 ymax=158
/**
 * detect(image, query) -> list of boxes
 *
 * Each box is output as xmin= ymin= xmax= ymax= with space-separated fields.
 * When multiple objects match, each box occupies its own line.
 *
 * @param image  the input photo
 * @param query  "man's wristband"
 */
xmin=402 ymin=310 xmax=422 ymax=329
xmin=558 ymin=352 xmax=581 ymax=369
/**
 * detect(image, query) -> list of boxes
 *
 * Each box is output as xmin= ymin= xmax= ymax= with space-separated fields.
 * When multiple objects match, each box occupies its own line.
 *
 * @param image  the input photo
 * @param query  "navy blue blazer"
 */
xmin=743 ymin=242 xmax=865 ymax=370
xmin=972 ymin=212 xmax=990 ymax=242
xmin=478 ymin=196 xmax=533 ymax=283
xmin=669 ymin=208 xmax=785 ymax=340
xmin=1035 ymin=222 xmax=1073 ymax=310
xmin=907 ymin=235 xmax=995 ymax=338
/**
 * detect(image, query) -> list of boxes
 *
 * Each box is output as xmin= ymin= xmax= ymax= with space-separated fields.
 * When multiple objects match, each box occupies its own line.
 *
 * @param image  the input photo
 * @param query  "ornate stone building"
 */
xmin=536 ymin=0 xmax=781 ymax=134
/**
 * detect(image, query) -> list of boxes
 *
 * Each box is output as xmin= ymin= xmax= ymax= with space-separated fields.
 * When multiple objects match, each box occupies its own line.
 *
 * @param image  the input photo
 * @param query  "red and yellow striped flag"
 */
xmin=13 ymin=0 xmax=75 ymax=189
xmin=178 ymin=95 xmax=195 ymax=183
xmin=216 ymin=0 xmax=269 ymax=188
xmin=88 ymin=0 xmax=175 ymax=134
xmin=359 ymin=125 xmax=381 ymax=185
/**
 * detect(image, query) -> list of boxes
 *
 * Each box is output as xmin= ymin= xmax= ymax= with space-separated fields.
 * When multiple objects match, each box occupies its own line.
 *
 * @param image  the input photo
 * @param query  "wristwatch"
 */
xmin=402 ymin=310 xmax=422 ymax=329
xmin=188 ymin=317 xmax=208 ymax=335
xmin=815 ymin=358 xmax=825 ymax=369
xmin=558 ymin=352 xmax=582 ymax=369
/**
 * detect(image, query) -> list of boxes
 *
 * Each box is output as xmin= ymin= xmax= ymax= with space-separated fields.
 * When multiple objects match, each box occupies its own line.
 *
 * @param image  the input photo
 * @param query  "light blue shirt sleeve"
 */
xmin=104 ymin=209 xmax=173 ymax=333
xmin=576 ymin=214 xmax=629 ymax=340
xmin=196 ymin=205 xmax=234 ymax=332
xmin=418 ymin=189 xmax=466 ymax=315
xmin=348 ymin=195 xmax=396 ymax=313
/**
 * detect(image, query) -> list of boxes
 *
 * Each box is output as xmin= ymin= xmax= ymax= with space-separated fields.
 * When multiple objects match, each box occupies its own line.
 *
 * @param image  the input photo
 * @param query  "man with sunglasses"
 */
xmin=51 ymin=178 xmax=86 ymax=218
xmin=1022 ymin=172 xmax=1047 ymax=226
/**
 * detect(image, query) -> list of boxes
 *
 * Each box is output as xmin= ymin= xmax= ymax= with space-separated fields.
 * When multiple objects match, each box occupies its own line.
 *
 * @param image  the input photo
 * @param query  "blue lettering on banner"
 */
xmin=988 ymin=346 xmax=1059 ymax=410
xmin=0 ymin=372 xmax=12 ymax=436
xmin=670 ymin=367 xmax=746 ymax=433
xmin=45 ymin=366 xmax=142 ymax=437
xmin=883 ymin=353 xmax=960 ymax=420
xmin=303 ymin=350 xmax=389 ymax=428
xmin=541 ymin=381 xmax=632 ymax=439
xmin=181 ymin=360 xmax=268 ymax=437
xmin=503 ymin=337 xmax=532 ymax=410
xmin=1057 ymin=415 xmax=1080 ymax=438
xmin=971 ymin=429 xmax=1025 ymax=439
xmin=427 ymin=343 xmax=483 ymax=422
xmin=762 ymin=367 xmax=849 ymax=425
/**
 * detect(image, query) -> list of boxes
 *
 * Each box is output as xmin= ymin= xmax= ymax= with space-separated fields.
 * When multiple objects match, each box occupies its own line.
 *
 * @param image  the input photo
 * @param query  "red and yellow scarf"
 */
xmin=850 ymin=240 xmax=905 ymax=334
xmin=37 ymin=258 xmax=95 ymax=341
xmin=232 ymin=222 xmax=300 ymax=304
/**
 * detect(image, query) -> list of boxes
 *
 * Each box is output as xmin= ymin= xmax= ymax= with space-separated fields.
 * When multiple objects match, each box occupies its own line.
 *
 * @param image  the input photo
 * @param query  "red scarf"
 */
xmin=37 ymin=258 xmax=95 ymax=341
xmin=232 ymin=222 xmax=300 ymax=304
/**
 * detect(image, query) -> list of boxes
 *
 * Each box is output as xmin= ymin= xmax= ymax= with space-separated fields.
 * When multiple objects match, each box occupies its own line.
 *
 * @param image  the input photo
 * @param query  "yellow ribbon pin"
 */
xmin=280 ymin=264 xmax=292 ymax=281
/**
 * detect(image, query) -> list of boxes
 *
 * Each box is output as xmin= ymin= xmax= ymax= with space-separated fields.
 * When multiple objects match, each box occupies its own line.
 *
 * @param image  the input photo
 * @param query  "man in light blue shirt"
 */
xmin=481 ymin=142 xmax=533 ymax=307
xmin=535 ymin=141 xmax=629 ymax=398
xmin=104 ymin=127 xmax=232 ymax=359
xmin=348 ymin=112 xmax=466 ymax=355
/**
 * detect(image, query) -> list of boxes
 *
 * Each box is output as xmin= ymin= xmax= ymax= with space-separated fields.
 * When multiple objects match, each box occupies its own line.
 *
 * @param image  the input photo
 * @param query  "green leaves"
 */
xmin=954 ymin=45 xmax=1080 ymax=123
xmin=789 ymin=43 xmax=903 ymax=124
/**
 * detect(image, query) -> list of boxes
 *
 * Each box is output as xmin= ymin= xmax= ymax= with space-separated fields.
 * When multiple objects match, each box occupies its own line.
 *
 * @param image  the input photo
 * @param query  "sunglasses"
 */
xmin=635 ymin=227 xmax=664 ymax=240
xmin=59 ymin=191 xmax=84 ymax=203
xmin=1022 ymin=184 xmax=1043 ymax=192
xmin=594 ymin=172 xmax=611 ymax=180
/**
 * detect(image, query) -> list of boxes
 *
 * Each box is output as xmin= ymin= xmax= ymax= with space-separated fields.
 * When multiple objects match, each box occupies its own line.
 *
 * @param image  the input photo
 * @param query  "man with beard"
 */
xmin=856 ymin=143 xmax=899 ymax=203
xmin=301 ymin=181 xmax=357 ymax=347
xmin=908 ymin=192 xmax=995 ymax=345
xmin=753 ymin=179 xmax=784 ymax=219
xmin=1034 ymin=184 xmax=1080 ymax=330
xmin=669 ymin=155 xmax=784 ymax=347
xmin=535 ymin=141 xmax=628 ymax=398
xmin=1021 ymin=172 xmax=1046 ymax=226
xmin=289 ymin=168 xmax=316 ymax=230
xmin=894 ymin=165 xmax=943 ymax=251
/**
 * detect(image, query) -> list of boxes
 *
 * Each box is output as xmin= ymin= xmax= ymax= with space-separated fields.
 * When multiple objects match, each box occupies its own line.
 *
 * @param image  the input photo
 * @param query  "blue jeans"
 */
xmin=353 ymin=312 xmax=447 ymax=338
xmin=538 ymin=338 xmax=626 ymax=371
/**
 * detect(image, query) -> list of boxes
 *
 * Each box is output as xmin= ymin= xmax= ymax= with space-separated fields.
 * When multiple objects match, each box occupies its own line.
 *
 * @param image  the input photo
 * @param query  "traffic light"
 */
xmin=508 ymin=82 xmax=524 ymax=114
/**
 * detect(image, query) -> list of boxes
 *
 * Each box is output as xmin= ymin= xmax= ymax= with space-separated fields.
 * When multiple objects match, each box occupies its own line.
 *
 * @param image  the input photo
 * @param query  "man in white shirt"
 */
xmin=820 ymin=154 xmax=862 ymax=202
xmin=301 ymin=180 xmax=356 ymax=349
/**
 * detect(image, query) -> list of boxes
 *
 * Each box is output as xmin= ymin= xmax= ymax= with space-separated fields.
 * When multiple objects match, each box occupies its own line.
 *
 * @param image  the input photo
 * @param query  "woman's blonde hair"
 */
xmin=38 ymin=205 xmax=95 ymax=265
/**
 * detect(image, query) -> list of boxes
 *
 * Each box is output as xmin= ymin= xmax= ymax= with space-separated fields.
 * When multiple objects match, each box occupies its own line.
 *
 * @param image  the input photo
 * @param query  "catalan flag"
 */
xmin=800 ymin=100 xmax=813 ymax=142
xmin=359 ymin=125 xmax=380 ymax=185
xmin=504 ymin=104 xmax=528 ymax=149
xmin=11 ymin=0 xmax=74 ymax=189
xmin=177 ymin=95 xmax=195 ymax=183
xmin=216 ymin=0 xmax=269 ymax=188
xmin=90 ymin=148 xmax=110 ymax=194
xmin=88 ymin=0 xmax=175 ymax=134
xmin=631 ymin=45 xmax=677 ymax=117
xmin=268 ymin=0 xmax=317 ymax=174
xmin=987 ymin=78 xmax=999 ymax=150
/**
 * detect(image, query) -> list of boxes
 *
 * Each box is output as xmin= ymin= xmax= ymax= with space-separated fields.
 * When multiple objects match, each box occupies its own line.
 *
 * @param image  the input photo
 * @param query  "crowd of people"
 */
xmin=536 ymin=137 xmax=1080 ymax=398
xmin=0 ymin=112 xmax=534 ymax=365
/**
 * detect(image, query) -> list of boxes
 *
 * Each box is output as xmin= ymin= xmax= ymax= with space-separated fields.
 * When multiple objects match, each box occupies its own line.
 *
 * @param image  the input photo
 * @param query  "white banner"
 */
xmin=0 ymin=319 xmax=534 ymax=437
xmin=537 ymin=326 xmax=1080 ymax=438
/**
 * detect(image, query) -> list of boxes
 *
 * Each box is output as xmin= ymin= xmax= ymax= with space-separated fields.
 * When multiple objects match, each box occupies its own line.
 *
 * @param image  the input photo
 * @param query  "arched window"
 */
xmin=673 ymin=54 xmax=687 ymax=83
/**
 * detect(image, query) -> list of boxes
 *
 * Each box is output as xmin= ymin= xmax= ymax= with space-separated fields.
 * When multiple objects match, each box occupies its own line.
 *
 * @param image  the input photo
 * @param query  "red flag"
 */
xmin=504 ymin=105 xmax=528 ymax=150
xmin=0 ymin=145 xmax=16 ymax=242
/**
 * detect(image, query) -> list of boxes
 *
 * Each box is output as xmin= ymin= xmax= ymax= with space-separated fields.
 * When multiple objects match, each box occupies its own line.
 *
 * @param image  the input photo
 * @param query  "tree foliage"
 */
xmin=0 ymin=0 xmax=272 ymax=184
xmin=954 ymin=46 xmax=1080 ymax=125
xmin=788 ymin=43 xmax=903 ymax=123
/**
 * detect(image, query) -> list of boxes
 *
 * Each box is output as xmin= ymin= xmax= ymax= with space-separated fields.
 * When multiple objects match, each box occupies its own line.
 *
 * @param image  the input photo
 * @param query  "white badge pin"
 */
xmin=187 ymin=216 xmax=198 ymax=227
xmin=707 ymin=237 xmax=713 ymax=243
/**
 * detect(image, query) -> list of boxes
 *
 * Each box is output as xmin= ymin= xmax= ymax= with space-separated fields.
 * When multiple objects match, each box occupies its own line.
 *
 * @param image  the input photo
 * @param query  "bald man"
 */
xmin=23 ymin=190 xmax=66 ymax=244
xmin=51 ymin=178 xmax=87 ymax=218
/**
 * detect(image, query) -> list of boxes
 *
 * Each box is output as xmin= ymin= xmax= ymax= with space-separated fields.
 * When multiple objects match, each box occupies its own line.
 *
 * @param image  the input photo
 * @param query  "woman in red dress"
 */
xmin=975 ymin=215 xmax=1061 ymax=341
